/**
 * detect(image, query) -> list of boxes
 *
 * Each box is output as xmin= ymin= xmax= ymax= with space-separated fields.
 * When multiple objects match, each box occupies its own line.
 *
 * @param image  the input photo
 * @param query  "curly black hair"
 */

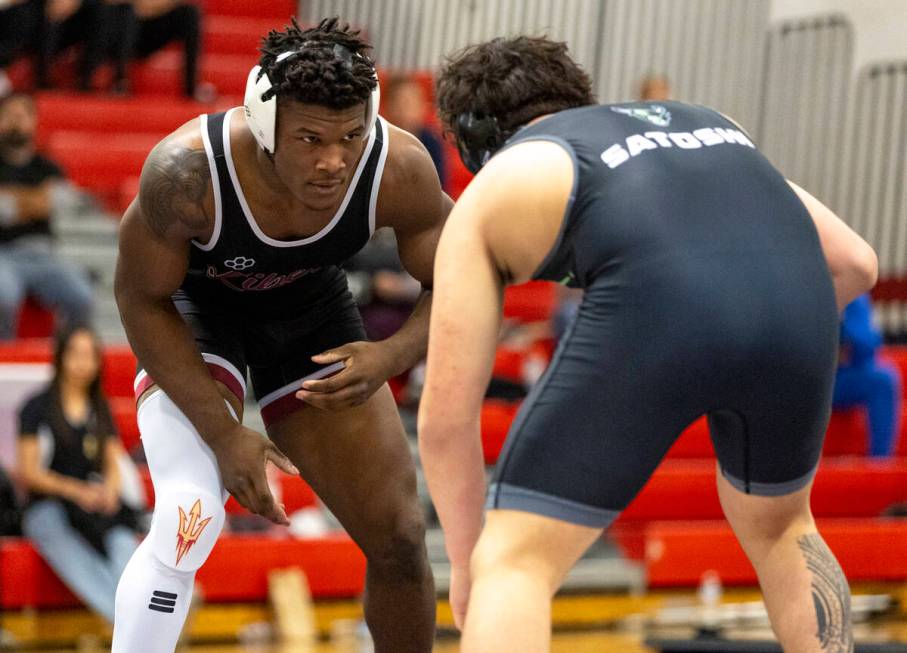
xmin=436 ymin=35 xmax=596 ymax=133
xmin=258 ymin=17 xmax=377 ymax=110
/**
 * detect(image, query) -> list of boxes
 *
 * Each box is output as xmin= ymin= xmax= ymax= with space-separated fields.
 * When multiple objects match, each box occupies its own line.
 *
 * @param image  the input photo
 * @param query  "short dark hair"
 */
xmin=258 ymin=17 xmax=376 ymax=110
xmin=436 ymin=35 xmax=596 ymax=133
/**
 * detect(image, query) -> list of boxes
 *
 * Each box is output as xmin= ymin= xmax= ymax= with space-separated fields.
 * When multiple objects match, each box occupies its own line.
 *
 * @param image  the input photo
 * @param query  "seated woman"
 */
xmin=17 ymin=325 xmax=137 ymax=623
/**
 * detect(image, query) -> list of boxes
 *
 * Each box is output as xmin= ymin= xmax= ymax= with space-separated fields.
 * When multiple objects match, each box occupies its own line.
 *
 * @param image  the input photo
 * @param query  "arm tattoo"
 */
xmin=797 ymin=533 xmax=853 ymax=653
xmin=140 ymin=144 xmax=212 ymax=238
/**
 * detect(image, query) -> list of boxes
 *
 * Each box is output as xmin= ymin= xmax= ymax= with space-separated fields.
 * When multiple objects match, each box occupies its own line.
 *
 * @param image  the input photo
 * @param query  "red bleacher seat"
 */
xmin=5 ymin=59 xmax=31 ymax=91
xmin=278 ymin=475 xmax=319 ymax=515
xmin=110 ymin=396 xmax=141 ymax=453
xmin=200 ymin=0 xmax=293 ymax=19
xmin=15 ymin=298 xmax=55 ymax=339
xmin=102 ymin=346 xmax=138 ymax=399
xmin=0 ymin=538 xmax=81 ymax=609
xmin=881 ymin=345 xmax=907 ymax=383
xmin=131 ymin=51 xmax=255 ymax=98
xmin=443 ymin=140 xmax=473 ymax=199
xmin=823 ymin=409 xmax=870 ymax=455
xmin=492 ymin=341 xmax=554 ymax=384
xmin=0 ymin=339 xmax=52 ymax=363
xmin=611 ymin=458 xmax=907 ymax=560
xmin=666 ymin=410 xmax=873 ymax=459
xmin=205 ymin=16 xmax=286 ymax=57
xmin=36 ymin=94 xmax=210 ymax=141
xmin=118 ymin=176 xmax=140 ymax=213
xmin=492 ymin=346 xmax=526 ymax=382
xmin=645 ymin=518 xmax=907 ymax=587
xmin=481 ymin=400 xmax=519 ymax=464
xmin=503 ymin=281 xmax=557 ymax=323
xmin=0 ymin=342 xmax=135 ymax=386
xmin=665 ymin=417 xmax=712 ymax=458
xmin=198 ymin=534 xmax=365 ymax=601
xmin=0 ymin=533 xmax=364 ymax=609
xmin=386 ymin=372 xmax=408 ymax=405
xmin=47 ymin=131 xmax=158 ymax=204
xmin=620 ymin=458 xmax=907 ymax=524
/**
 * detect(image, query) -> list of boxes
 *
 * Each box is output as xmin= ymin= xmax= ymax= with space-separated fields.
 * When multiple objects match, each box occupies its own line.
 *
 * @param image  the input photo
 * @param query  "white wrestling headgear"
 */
xmin=243 ymin=42 xmax=381 ymax=154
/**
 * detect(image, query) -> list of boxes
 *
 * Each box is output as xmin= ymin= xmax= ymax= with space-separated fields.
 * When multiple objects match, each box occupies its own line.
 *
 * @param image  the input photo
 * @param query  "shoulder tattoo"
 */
xmin=139 ymin=144 xmax=212 ymax=238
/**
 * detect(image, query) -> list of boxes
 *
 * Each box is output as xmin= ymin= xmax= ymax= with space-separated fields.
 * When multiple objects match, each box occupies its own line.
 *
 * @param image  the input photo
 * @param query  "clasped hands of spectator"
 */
xmin=67 ymin=478 xmax=120 ymax=515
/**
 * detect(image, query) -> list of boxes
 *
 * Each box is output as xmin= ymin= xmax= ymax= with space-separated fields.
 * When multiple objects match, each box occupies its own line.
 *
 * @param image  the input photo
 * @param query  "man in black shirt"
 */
xmin=0 ymin=0 xmax=41 ymax=94
xmin=34 ymin=0 xmax=107 ymax=91
xmin=0 ymin=93 xmax=94 ymax=339
xmin=105 ymin=0 xmax=202 ymax=98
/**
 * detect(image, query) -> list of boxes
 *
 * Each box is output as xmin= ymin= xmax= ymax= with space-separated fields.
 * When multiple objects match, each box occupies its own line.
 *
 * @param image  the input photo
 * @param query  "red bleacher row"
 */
xmin=645 ymin=519 xmax=907 ymax=587
xmin=0 ymin=534 xmax=366 ymax=610
xmin=15 ymin=40 xmax=472 ymax=211
xmin=28 ymin=75 xmax=472 ymax=212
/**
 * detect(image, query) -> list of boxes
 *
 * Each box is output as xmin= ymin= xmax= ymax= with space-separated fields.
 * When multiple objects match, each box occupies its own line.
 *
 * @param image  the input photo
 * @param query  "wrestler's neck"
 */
xmin=527 ymin=113 xmax=553 ymax=127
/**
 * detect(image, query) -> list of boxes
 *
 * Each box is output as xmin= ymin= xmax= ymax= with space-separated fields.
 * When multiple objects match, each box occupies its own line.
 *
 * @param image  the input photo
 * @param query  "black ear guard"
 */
xmin=454 ymin=112 xmax=514 ymax=174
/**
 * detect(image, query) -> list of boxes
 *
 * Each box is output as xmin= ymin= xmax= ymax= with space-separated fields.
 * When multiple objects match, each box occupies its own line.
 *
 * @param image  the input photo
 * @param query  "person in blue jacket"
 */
xmin=834 ymin=294 xmax=900 ymax=456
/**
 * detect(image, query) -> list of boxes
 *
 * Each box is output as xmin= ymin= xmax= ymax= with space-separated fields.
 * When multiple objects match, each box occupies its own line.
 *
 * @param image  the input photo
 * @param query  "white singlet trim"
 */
xmin=191 ymin=113 xmax=224 ymax=251
xmin=222 ymin=107 xmax=379 ymax=248
xmin=133 ymin=352 xmax=247 ymax=396
xmin=367 ymin=116 xmax=390 ymax=235
xmin=257 ymin=361 xmax=346 ymax=408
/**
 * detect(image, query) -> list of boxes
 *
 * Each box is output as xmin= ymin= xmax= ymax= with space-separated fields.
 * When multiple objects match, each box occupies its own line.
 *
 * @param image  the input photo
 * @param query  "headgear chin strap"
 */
xmin=243 ymin=43 xmax=380 ymax=155
xmin=453 ymin=112 xmax=515 ymax=174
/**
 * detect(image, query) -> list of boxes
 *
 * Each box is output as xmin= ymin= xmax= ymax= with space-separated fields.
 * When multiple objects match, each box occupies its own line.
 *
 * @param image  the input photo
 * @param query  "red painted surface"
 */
xmin=0 ymin=532 xmax=364 ymax=609
xmin=645 ymin=519 xmax=907 ymax=586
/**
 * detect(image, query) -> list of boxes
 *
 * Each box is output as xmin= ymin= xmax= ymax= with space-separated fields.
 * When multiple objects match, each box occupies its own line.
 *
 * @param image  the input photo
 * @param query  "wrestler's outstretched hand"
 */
xmin=211 ymin=424 xmax=298 ymax=525
xmin=297 ymin=341 xmax=394 ymax=410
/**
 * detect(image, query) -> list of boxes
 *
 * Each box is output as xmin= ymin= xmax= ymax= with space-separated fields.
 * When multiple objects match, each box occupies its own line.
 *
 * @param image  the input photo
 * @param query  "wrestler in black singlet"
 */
xmin=136 ymin=109 xmax=389 ymax=427
xmin=486 ymin=101 xmax=839 ymax=527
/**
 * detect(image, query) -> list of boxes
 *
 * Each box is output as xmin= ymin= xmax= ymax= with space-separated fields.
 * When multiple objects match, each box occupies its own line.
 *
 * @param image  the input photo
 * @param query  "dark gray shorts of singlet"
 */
xmin=136 ymin=286 xmax=367 ymax=429
xmin=486 ymin=272 xmax=839 ymax=529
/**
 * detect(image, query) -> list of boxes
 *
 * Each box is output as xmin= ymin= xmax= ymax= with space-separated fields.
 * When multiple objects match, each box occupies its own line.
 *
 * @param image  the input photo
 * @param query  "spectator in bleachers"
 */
xmin=16 ymin=325 xmax=138 ymax=624
xmin=34 ymin=0 xmax=108 ymax=91
xmin=639 ymin=73 xmax=672 ymax=101
xmin=106 ymin=0 xmax=202 ymax=98
xmin=834 ymin=293 xmax=901 ymax=456
xmin=345 ymin=228 xmax=421 ymax=342
xmin=0 ymin=0 xmax=42 ymax=95
xmin=384 ymin=74 xmax=448 ymax=188
xmin=0 ymin=92 xmax=94 ymax=340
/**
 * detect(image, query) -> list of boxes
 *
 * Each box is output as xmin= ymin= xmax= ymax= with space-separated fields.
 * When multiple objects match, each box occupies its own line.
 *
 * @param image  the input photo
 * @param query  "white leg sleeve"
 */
xmin=112 ymin=391 xmax=232 ymax=653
